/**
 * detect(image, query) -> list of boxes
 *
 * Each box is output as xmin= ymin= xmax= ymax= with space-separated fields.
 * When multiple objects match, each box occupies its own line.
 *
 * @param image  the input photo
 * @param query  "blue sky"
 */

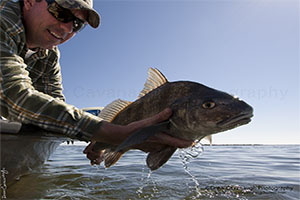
xmin=59 ymin=0 xmax=299 ymax=144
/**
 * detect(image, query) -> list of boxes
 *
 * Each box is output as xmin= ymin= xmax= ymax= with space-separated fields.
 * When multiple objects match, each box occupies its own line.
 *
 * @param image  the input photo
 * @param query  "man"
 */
xmin=0 ymin=0 xmax=192 ymax=165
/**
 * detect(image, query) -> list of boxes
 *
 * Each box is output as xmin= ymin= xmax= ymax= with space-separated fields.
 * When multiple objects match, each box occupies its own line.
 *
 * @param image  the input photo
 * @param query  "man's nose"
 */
xmin=60 ymin=21 xmax=73 ymax=33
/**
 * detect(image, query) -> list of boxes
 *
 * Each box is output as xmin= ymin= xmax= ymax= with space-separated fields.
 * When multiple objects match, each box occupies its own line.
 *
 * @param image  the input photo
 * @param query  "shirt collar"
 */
xmin=25 ymin=48 xmax=50 ymax=60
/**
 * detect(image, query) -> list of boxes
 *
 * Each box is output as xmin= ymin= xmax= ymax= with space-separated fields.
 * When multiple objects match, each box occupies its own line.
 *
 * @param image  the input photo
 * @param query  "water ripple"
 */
xmin=4 ymin=145 xmax=300 ymax=200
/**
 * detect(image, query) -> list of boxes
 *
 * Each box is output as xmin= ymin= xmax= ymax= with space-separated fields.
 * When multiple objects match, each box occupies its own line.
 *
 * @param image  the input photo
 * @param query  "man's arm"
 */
xmin=0 ymin=8 xmax=192 ymax=158
xmin=84 ymin=108 xmax=193 ymax=165
xmin=34 ymin=48 xmax=66 ymax=101
xmin=0 ymin=17 xmax=101 ymax=141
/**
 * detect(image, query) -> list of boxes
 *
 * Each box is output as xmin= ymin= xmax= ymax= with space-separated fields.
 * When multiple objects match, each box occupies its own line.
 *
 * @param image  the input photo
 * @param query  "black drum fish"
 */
xmin=93 ymin=68 xmax=253 ymax=170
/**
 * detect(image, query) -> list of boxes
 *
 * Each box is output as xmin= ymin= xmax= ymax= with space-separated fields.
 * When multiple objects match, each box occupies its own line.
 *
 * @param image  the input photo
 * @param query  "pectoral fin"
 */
xmin=146 ymin=147 xmax=177 ymax=170
xmin=115 ymin=121 xmax=170 ymax=152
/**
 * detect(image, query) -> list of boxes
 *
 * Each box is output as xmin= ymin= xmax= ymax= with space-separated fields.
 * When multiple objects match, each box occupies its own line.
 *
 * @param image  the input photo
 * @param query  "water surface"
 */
xmin=4 ymin=145 xmax=300 ymax=199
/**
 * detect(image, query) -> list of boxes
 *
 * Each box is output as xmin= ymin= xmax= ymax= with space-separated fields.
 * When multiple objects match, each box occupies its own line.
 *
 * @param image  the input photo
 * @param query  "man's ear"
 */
xmin=23 ymin=0 xmax=36 ymax=10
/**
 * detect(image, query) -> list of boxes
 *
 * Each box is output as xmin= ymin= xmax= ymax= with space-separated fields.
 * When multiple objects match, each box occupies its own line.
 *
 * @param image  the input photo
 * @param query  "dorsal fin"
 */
xmin=138 ymin=68 xmax=168 ymax=98
xmin=98 ymin=99 xmax=132 ymax=122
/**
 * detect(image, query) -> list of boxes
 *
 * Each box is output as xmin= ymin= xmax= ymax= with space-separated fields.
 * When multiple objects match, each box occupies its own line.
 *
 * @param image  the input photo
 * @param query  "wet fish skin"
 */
xmin=112 ymin=81 xmax=252 ymax=141
xmin=93 ymin=68 xmax=253 ymax=170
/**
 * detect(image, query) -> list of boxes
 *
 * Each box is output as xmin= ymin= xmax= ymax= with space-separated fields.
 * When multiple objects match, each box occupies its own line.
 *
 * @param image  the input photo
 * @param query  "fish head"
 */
xmin=170 ymin=83 xmax=253 ymax=140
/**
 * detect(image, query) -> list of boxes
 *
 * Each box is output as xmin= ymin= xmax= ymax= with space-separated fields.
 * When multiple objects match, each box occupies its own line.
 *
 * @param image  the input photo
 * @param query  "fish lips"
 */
xmin=217 ymin=113 xmax=253 ymax=128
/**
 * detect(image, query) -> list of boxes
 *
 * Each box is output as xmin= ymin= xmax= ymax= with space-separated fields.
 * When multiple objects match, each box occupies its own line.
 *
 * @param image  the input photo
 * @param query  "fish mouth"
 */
xmin=217 ymin=113 xmax=253 ymax=127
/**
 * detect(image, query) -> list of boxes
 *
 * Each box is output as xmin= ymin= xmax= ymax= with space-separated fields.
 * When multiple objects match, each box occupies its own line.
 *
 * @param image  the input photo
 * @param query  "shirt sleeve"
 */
xmin=0 ymin=17 xmax=102 ymax=141
xmin=33 ymin=48 xmax=66 ymax=102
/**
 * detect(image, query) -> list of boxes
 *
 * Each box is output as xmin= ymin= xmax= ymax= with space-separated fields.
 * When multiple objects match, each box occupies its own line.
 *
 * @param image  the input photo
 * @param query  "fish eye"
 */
xmin=202 ymin=101 xmax=216 ymax=109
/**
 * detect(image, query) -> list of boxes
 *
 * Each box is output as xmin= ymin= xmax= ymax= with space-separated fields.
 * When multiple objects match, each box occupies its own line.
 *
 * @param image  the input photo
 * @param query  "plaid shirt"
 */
xmin=0 ymin=0 xmax=102 ymax=141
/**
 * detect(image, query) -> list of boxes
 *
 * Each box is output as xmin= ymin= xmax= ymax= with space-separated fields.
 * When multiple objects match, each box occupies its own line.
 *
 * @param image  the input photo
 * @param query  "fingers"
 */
xmin=153 ymin=108 xmax=172 ymax=122
xmin=87 ymin=150 xmax=104 ymax=165
xmin=127 ymin=108 xmax=172 ymax=132
xmin=83 ymin=142 xmax=104 ymax=165
xmin=126 ymin=108 xmax=193 ymax=149
xmin=148 ymin=133 xmax=193 ymax=148
xmin=83 ymin=141 xmax=95 ymax=154
xmin=139 ymin=108 xmax=172 ymax=125
xmin=133 ymin=142 xmax=168 ymax=153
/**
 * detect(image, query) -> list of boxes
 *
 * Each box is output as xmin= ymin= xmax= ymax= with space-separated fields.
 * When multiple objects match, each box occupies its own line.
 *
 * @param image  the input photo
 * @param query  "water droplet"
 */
xmin=179 ymin=140 xmax=204 ymax=164
xmin=178 ymin=141 xmax=204 ymax=198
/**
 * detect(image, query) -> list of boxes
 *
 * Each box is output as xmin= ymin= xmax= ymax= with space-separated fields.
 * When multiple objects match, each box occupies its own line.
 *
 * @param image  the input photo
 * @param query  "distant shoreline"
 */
xmin=202 ymin=144 xmax=300 ymax=146
xmin=61 ymin=142 xmax=300 ymax=146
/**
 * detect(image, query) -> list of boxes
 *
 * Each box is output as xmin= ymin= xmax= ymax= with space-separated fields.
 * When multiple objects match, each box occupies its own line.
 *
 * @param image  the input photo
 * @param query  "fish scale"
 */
xmin=93 ymin=68 xmax=253 ymax=170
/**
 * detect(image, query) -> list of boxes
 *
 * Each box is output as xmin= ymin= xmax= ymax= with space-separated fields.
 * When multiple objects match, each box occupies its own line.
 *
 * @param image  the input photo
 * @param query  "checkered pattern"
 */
xmin=0 ymin=0 xmax=102 ymax=141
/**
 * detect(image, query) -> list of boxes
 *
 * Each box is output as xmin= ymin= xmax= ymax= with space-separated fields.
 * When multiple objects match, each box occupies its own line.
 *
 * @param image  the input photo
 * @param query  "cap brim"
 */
xmin=56 ymin=0 xmax=100 ymax=28
xmin=86 ymin=9 xmax=100 ymax=28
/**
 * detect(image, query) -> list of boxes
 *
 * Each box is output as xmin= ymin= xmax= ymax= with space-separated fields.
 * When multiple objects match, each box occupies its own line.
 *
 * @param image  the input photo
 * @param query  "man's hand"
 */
xmin=83 ymin=141 xmax=104 ymax=165
xmin=83 ymin=108 xmax=193 ymax=165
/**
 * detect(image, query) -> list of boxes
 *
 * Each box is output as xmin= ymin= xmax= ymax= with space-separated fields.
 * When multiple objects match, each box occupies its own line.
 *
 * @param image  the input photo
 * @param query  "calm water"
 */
xmin=4 ymin=145 xmax=300 ymax=200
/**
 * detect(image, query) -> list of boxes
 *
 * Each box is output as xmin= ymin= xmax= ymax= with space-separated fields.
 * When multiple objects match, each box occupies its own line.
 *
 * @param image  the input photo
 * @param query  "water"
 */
xmin=4 ymin=145 xmax=300 ymax=199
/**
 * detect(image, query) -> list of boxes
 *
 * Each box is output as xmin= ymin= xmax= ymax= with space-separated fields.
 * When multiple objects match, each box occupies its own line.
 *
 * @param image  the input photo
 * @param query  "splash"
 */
xmin=179 ymin=140 xmax=204 ymax=163
xmin=136 ymin=167 xmax=159 ymax=199
xmin=178 ymin=141 xmax=204 ymax=199
xmin=136 ymin=166 xmax=146 ymax=197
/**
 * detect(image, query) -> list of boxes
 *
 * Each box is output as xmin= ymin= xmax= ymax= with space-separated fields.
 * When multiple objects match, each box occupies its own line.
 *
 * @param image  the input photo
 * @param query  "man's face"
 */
xmin=23 ymin=0 xmax=87 ymax=49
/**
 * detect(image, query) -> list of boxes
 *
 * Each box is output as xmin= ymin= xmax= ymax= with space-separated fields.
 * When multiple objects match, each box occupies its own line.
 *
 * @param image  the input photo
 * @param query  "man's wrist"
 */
xmin=91 ymin=121 xmax=127 ymax=145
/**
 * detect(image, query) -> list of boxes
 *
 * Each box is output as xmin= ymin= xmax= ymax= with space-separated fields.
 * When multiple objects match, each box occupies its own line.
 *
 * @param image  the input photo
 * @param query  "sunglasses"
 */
xmin=45 ymin=0 xmax=86 ymax=32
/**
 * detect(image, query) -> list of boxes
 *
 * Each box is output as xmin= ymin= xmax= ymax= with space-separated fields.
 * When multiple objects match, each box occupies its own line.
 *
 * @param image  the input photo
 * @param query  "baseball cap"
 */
xmin=55 ymin=0 xmax=100 ymax=28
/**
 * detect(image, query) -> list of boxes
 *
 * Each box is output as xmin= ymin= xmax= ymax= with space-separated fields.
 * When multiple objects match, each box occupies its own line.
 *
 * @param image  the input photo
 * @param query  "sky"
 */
xmin=58 ymin=0 xmax=299 ymax=144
